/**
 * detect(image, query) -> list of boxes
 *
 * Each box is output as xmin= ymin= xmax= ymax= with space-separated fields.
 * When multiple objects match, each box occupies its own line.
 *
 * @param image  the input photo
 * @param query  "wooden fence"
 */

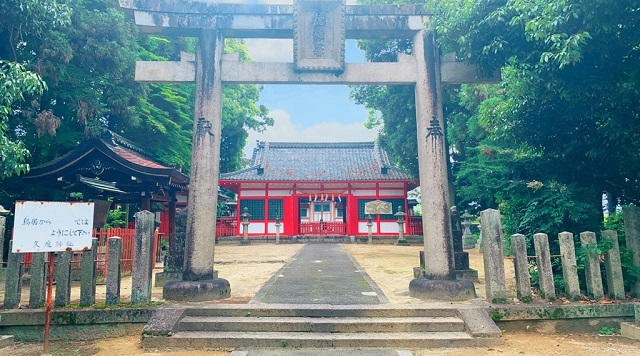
xmin=216 ymin=217 xmax=237 ymax=237
xmin=407 ymin=216 xmax=423 ymax=235
xmin=299 ymin=222 xmax=347 ymax=235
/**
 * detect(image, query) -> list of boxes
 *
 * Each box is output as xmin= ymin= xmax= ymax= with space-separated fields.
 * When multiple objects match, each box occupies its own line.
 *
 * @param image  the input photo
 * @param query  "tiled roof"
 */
xmin=111 ymin=146 xmax=168 ymax=169
xmin=221 ymin=141 xmax=414 ymax=182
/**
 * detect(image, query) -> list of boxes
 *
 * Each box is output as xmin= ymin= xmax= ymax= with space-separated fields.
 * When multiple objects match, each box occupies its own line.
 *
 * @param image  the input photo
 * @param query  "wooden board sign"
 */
xmin=12 ymin=201 xmax=94 ymax=253
xmin=364 ymin=200 xmax=392 ymax=215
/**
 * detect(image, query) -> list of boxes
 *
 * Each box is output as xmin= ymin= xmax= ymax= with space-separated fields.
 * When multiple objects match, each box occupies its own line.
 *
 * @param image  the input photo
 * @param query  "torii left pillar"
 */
xmin=163 ymin=29 xmax=230 ymax=301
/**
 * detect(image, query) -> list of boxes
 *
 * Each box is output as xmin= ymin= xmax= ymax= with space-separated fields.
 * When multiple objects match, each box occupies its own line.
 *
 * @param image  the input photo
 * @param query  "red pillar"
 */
xmin=283 ymin=195 xmax=297 ymax=236
xmin=346 ymin=195 xmax=359 ymax=235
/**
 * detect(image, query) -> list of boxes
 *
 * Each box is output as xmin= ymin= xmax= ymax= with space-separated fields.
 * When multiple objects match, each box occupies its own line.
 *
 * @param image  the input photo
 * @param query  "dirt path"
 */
xmin=3 ymin=243 xmax=639 ymax=355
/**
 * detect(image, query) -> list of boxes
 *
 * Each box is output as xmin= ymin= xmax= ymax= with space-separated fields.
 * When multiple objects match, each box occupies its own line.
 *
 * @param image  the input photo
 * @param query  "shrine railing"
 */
xmin=216 ymin=216 xmax=237 ymax=237
xmin=299 ymin=222 xmax=347 ymax=235
xmin=407 ymin=216 xmax=423 ymax=235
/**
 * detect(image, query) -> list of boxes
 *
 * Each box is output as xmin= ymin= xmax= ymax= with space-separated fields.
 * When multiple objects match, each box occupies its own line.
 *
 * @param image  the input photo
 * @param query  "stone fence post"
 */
xmin=533 ymin=233 xmax=556 ymax=301
xmin=623 ymin=205 xmax=640 ymax=297
xmin=29 ymin=252 xmax=47 ymax=308
xmin=132 ymin=211 xmax=155 ymax=305
xmin=580 ymin=231 xmax=604 ymax=300
xmin=3 ymin=241 xmax=23 ymax=309
xmin=511 ymin=234 xmax=532 ymax=302
xmin=602 ymin=230 xmax=625 ymax=300
xmin=54 ymin=250 xmax=73 ymax=307
xmin=480 ymin=209 xmax=507 ymax=303
xmin=80 ymin=238 xmax=99 ymax=306
xmin=558 ymin=232 xmax=581 ymax=300
xmin=106 ymin=236 xmax=122 ymax=306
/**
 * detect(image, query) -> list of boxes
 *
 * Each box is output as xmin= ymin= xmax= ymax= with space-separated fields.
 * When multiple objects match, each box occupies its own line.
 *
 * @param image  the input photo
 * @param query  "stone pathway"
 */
xmin=252 ymin=244 xmax=388 ymax=305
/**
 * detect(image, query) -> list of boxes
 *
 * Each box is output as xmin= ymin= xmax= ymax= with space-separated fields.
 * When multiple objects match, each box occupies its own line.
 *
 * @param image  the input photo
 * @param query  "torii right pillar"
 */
xmin=409 ymin=29 xmax=476 ymax=301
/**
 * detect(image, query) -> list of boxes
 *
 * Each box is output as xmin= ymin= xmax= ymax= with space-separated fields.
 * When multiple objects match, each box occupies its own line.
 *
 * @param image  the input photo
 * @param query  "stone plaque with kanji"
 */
xmin=294 ymin=0 xmax=345 ymax=71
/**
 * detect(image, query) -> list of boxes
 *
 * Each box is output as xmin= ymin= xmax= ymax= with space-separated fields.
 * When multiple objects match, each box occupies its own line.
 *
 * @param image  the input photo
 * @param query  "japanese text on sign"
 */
xmin=12 ymin=201 xmax=94 ymax=253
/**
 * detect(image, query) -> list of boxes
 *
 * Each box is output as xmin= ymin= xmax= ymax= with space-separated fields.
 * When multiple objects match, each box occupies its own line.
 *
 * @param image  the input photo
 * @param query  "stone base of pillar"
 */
xmin=155 ymin=271 xmax=183 ymax=288
xmin=455 ymin=269 xmax=479 ymax=282
xmin=163 ymin=278 xmax=230 ymax=302
xmin=409 ymin=278 xmax=476 ymax=301
xmin=241 ymin=239 xmax=251 ymax=245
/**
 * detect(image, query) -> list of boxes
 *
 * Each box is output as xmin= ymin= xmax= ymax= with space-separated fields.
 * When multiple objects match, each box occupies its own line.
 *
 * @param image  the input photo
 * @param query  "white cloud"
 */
xmin=245 ymin=109 xmax=377 ymax=157
xmin=245 ymin=39 xmax=293 ymax=62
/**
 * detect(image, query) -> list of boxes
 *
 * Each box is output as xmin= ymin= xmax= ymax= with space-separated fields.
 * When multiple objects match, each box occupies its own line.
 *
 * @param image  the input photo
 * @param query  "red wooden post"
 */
xmin=43 ymin=251 xmax=55 ymax=354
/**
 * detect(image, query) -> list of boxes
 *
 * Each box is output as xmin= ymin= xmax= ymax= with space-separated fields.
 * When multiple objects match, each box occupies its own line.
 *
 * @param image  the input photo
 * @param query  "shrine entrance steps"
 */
xmin=141 ymin=304 xmax=502 ymax=350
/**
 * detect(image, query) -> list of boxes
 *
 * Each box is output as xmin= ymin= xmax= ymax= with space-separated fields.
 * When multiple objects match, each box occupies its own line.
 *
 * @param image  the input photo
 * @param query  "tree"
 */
xmin=352 ymin=0 xmax=640 ymax=240
xmin=0 ymin=0 xmax=71 ymax=178
xmin=427 ymin=0 xmax=640 ymax=208
xmin=0 ymin=0 xmax=272 ymax=205
xmin=0 ymin=61 xmax=46 ymax=177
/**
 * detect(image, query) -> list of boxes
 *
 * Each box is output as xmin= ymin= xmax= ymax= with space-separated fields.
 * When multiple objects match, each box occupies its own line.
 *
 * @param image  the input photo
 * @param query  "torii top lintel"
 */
xmin=117 ymin=0 xmax=430 ymax=39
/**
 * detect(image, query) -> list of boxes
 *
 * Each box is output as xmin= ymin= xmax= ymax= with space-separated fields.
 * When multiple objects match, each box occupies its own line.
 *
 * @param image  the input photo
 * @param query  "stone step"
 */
xmin=178 ymin=316 xmax=466 ymax=333
xmin=184 ymin=304 xmax=459 ymax=318
xmin=142 ymin=331 xmax=499 ymax=349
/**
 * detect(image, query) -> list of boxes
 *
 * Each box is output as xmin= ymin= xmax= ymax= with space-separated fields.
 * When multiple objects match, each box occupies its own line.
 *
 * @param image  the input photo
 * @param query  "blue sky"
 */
xmin=243 ymin=39 xmax=378 ymax=157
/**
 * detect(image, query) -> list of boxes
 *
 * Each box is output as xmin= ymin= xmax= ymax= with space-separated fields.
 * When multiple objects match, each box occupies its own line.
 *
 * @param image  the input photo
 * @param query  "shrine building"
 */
xmin=219 ymin=141 xmax=419 ymax=237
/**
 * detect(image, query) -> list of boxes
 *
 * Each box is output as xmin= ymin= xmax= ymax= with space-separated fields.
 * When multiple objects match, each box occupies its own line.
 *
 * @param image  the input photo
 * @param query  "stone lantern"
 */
xmin=275 ymin=215 xmax=281 ymax=245
xmin=366 ymin=214 xmax=373 ymax=244
xmin=241 ymin=207 xmax=251 ymax=244
xmin=395 ymin=206 xmax=408 ymax=245
xmin=461 ymin=211 xmax=476 ymax=249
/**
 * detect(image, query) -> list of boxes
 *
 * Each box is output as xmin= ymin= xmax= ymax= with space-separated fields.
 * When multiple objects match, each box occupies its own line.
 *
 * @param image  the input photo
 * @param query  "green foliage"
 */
xmin=0 ymin=60 xmax=46 ymax=177
xmin=0 ymin=0 xmax=66 ymax=178
xmin=598 ymin=326 xmax=618 ymax=335
xmin=0 ymin=0 xmax=272 ymax=208
xmin=105 ymin=208 xmax=127 ymax=228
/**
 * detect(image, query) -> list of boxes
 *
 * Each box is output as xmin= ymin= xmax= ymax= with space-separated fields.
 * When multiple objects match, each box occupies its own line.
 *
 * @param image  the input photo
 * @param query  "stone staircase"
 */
xmin=142 ymin=304 xmax=502 ymax=350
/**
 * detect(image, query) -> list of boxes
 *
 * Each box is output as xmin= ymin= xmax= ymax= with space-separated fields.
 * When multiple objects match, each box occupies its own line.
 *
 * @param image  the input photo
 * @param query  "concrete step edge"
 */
xmin=179 ymin=316 xmax=465 ymax=323
xmin=186 ymin=308 xmax=460 ymax=318
xmin=168 ymin=331 xmax=474 ymax=339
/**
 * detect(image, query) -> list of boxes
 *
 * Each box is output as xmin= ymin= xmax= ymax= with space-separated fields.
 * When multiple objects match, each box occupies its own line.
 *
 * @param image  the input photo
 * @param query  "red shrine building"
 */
xmin=219 ymin=141 xmax=419 ymax=237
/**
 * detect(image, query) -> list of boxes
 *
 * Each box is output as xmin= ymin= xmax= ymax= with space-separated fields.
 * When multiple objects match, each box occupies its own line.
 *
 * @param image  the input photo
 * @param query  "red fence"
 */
xmin=19 ymin=227 xmax=159 ymax=278
xmin=299 ymin=222 xmax=347 ymax=235
xmin=407 ymin=216 xmax=423 ymax=235
xmin=216 ymin=217 xmax=237 ymax=237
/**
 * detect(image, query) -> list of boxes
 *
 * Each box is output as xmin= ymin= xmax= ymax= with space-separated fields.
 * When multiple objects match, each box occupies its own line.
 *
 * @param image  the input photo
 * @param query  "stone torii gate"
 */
xmin=118 ymin=0 xmax=492 ymax=301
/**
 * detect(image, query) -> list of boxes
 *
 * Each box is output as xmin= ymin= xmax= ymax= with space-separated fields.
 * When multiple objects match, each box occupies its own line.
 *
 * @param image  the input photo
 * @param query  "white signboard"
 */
xmin=12 ymin=201 xmax=94 ymax=253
